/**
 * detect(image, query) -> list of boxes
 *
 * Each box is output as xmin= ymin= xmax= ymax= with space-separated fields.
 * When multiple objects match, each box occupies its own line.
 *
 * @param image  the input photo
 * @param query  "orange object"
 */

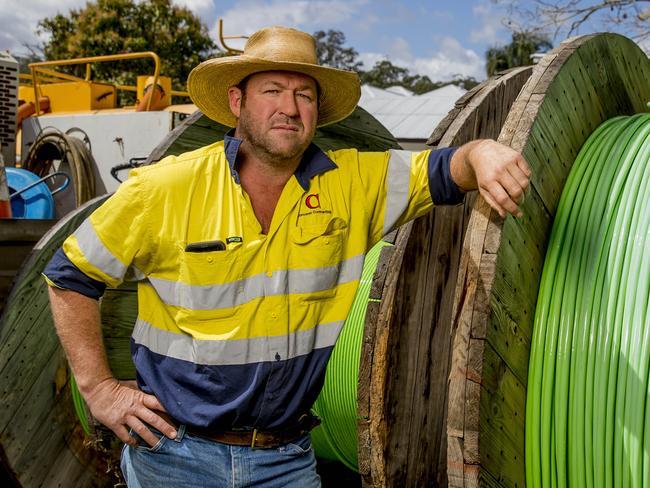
xmin=136 ymin=78 xmax=166 ymax=111
xmin=17 ymin=97 xmax=50 ymax=130
xmin=0 ymin=165 xmax=12 ymax=218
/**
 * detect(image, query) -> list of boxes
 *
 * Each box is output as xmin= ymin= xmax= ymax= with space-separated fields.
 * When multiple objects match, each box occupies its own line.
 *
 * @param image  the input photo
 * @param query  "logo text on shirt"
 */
xmin=305 ymin=194 xmax=321 ymax=209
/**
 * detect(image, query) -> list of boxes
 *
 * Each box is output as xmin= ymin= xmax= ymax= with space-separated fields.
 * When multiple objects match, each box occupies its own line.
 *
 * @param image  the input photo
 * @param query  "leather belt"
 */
xmin=155 ymin=411 xmax=321 ymax=449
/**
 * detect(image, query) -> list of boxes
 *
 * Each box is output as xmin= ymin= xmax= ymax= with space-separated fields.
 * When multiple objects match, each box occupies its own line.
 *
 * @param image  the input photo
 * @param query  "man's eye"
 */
xmin=297 ymin=93 xmax=313 ymax=101
xmin=264 ymin=89 xmax=280 ymax=94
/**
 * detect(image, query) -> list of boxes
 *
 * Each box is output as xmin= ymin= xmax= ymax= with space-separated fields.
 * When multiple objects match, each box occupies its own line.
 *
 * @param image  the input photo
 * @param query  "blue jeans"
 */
xmin=121 ymin=425 xmax=321 ymax=487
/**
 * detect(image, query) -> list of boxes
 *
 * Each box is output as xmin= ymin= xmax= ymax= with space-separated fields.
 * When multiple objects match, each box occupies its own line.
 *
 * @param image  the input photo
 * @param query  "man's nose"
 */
xmin=278 ymin=92 xmax=299 ymax=118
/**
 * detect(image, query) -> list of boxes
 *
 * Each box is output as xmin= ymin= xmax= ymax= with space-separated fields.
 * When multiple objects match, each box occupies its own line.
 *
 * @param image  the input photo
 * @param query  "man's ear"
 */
xmin=228 ymin=87 xmax=242 ymax=118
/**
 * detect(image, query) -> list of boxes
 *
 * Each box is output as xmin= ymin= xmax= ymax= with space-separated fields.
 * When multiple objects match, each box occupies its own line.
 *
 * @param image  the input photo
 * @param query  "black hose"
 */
xmin=22 ymin=127 xmax=96 ymax=206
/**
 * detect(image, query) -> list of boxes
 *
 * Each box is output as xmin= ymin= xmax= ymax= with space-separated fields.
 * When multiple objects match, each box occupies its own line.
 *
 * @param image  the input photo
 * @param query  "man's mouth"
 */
xmin=272 ymin=124 xmax=300 ymax=132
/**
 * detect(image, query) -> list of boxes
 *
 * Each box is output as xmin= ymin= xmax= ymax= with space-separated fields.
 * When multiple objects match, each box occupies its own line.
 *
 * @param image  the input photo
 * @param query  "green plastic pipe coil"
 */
xmin=526 ymin=112 xmax=650 ymax=488
xmin=71 ymin=373 xmax=92 ymax=435
xmin=311 ymin=239 xmax=392 ymax=471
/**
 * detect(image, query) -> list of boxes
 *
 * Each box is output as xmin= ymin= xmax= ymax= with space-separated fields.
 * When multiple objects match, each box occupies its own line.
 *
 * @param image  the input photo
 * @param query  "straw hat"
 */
xmin=187 ymin=26 xmax=361 ymax=128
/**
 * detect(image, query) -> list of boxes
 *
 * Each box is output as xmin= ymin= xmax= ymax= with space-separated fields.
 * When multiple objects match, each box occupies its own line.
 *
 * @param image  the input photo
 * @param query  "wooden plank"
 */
xmin=0 ymin=198 xmax=107 ymax=484
xmin=479 ymin=343 xmax=526 ymax=488
xmin=357 ymin=241 xmax=398 ymax=479
xmin=447 ymin=435 xmax=465 ymax=488
xmin=0 ymin=307 xmax=58 ymax=430
xmin=3 ymin=351 xmax=71 ymax=487
xmin=381 ymin=204 xmax=466 ymax=487
xmin=366 ymin=226 xmax=411 ymax=488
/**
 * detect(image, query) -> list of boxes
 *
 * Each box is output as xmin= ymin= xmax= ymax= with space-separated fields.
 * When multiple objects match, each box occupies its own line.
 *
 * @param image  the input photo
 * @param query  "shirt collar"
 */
xmin=223 ymin=130 xmax=337 ymax=191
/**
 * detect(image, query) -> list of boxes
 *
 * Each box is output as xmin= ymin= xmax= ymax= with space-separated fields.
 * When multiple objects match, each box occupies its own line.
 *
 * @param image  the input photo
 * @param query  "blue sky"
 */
xmin=0 ymin=0 xmax=619 ymax=82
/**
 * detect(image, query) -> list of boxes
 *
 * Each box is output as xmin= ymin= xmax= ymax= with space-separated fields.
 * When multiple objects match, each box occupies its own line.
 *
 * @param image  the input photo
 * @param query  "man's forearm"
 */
xmin=47 ymin=285 xmax=176 ymax=446
xmin=48 ymin=287 xmax=114 ymax=396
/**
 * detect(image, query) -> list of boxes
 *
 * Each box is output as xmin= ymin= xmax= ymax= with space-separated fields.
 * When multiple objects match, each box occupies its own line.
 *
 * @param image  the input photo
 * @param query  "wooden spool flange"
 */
xmin=447 ymin=33 xmax=650 ymax=488
xmin=357 ymin=67 xmax=532 ymax=487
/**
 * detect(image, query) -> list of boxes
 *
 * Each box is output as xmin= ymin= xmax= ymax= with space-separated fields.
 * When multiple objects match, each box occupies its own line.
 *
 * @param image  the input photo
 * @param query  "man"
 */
xmin=44 ymin=26 xmax=530 ymax=487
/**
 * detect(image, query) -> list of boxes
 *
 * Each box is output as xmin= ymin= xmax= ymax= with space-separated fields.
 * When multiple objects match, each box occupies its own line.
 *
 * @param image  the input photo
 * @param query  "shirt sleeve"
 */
xmin=42 ymin=248 xmax=107 ymax=299
xmin=355 ymin=147 xmax=464 ymax=244
xmin=42 ymin=173 xmax=152 ymax=298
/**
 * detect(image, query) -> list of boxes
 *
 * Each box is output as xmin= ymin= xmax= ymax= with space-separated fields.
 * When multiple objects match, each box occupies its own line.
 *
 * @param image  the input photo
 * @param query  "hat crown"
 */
xmin=244 ymin=26 xmax=318 ymax=65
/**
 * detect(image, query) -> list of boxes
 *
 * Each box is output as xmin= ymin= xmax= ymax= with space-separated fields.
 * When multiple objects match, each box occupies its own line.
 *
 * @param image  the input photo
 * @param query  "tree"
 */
xmin=37 ymin=0 xmax=217 ymax=94
xmin=313 ymin=30 xmax=363 ymax=71
xmin=360 ymin=60 xmax=410 ymax=88
xmin=496 ymin=0 xmax=650 ymax=46
xmin=486 ymin=31 xmax=553 ymax=76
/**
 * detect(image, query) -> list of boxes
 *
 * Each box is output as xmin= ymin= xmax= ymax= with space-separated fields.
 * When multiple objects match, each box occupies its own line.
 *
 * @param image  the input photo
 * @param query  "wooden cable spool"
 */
xmin=447 ymin=33 xmax=650 ymax=487
xmin=357 ymin=66 xmax=532 ymax=487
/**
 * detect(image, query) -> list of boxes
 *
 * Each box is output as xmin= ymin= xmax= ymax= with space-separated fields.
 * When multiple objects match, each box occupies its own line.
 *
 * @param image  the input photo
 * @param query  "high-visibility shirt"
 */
xmin=44 ymin=133 xmax=462 ymax=430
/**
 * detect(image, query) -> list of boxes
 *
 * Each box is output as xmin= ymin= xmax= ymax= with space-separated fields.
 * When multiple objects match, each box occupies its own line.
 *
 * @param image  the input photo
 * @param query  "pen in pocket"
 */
xmin=184 ymin=240 xmax=226 ymax=252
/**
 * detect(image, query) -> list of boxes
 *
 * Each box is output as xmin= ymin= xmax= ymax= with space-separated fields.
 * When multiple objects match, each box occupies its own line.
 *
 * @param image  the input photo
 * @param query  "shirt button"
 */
xmin=207 ymin=257 xmax=213 ymax=263
xmin=324 ymin=238 xmax=330 ymax=245
xmin=266 ymin=271 xmax=273 ymax=277
xmin=271 ymin=312 xmax=277 ymax=319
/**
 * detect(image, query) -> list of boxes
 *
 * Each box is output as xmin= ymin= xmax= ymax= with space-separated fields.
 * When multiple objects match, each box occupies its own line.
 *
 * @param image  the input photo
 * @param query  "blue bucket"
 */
xmin=6 ymin=167 xmax=55 ymax=219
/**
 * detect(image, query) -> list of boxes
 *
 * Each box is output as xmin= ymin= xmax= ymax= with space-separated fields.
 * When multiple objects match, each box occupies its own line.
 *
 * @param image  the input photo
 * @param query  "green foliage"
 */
xmin=486 ymin=31 xmax=553 ymax=76
xmin=359 ymin=59 xmax=479 ymax=94
xmin=37 ymin=0 xmax=217 ymax=93
xmin=313 ymin=30 xmax=362 ymax=71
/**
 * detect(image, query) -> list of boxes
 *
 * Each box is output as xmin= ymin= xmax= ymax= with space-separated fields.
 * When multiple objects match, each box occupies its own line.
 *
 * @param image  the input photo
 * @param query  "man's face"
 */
xmin=228 ymin=71 xmax=318 ymax=164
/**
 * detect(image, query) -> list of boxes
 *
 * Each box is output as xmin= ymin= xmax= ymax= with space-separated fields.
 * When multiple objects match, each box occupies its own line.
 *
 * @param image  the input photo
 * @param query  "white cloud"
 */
xmin=360 ymin=36 xmax=485 ymax=82
xmin=174 ymin=0 xmax=216 ymax=18
xmin=0 ymin=0 xmax=87 ymax=54
xmin=470 ymin=0 xmax=508 ymax=46
xmin=215 ymin=0 xmax=368 ymax=51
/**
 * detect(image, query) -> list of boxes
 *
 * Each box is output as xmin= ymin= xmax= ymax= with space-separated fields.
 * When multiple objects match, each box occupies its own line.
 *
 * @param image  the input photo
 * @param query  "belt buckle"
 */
xmin=250 ymin=428 xmax=258 ymax=449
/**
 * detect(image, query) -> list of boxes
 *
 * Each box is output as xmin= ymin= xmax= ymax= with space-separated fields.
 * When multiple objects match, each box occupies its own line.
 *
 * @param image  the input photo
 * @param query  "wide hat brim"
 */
xmin=187 ymin=55 xmax=361 ymax=128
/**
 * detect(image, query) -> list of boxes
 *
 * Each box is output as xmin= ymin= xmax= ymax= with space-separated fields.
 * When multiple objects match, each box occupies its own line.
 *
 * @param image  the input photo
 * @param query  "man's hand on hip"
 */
xmin=450 ymin=139 xmax=531 ymax=218
xmin=86 ymin=378 xmax=177 ymax=447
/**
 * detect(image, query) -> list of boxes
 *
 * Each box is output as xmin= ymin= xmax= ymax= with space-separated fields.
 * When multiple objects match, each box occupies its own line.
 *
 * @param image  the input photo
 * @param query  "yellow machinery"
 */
xmin=18 ymin=52 xmax=184 ymax=114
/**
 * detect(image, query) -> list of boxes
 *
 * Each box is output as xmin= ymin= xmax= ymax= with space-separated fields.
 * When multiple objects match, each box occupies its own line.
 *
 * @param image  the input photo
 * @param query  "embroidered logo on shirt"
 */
xmin=226 ymin=236 xmax=243 ymax=244
xmin=305 ymin=194 xmax=321 ymax=209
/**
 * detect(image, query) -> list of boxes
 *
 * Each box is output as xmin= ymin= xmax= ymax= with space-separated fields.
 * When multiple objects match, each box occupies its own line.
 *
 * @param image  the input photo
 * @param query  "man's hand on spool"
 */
xmin=85 ymin=377 xmax=177 ymax=447
xmin=450 ymin=139 xmax=531 ymax=218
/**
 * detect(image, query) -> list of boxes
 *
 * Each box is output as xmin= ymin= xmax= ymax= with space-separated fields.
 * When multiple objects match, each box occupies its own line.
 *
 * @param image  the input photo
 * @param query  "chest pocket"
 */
xmin=289 ymin=217 xmax=348 ymax=298
xmin=177 ymin=245 xmax=243 ymax=325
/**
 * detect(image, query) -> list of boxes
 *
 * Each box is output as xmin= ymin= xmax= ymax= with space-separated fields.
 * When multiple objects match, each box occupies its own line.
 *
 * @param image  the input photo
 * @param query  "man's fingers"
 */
xmin=483 ymin=182 xmax=521 ymax=218
xmin=128 ymin=416 xmax=161 ymax=448
xmin=508 ymin=165 xmax=530 ymax=197
xmin=113 ymin=423 xmax=137 ymax=446
xmin=142 ymin=392 xmax=167 ymax=412
xmin=139 ymin=398 xmax=177 ymax=439
xmin=480 ymin=189 xmax=506 ymax=218
xmin=499 ymin=170 xmax=526 ymax=206
xmin=516 ymin=154 xmax=532 ymax=177
xmin=85 ymin=380 xmax=176 ymax=446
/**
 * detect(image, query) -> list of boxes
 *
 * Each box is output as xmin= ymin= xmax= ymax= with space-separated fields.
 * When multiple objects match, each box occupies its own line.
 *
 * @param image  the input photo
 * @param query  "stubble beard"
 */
xmin=238 ymin=109 xmax=313 ymax=170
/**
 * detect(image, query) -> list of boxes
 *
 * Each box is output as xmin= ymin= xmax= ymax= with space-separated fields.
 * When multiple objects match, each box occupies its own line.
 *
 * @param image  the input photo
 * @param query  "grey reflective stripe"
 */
xmin=384 ymin=149 xmax=413 ymax=236
xmin=74 ymin=219 xmax=127 ymax=280
xmin=149 ymin=253 xmax=365 ymax=311
xmin=132 ymin=318 xmax=344 ymax=366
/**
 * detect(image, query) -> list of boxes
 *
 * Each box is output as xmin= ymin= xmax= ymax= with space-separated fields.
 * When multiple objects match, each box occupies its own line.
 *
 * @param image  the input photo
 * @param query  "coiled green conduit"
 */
xmin=311 ymin=239 xmax=392 ymax=471
xmin=526 ymin=112 xmax=650 ymax=487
